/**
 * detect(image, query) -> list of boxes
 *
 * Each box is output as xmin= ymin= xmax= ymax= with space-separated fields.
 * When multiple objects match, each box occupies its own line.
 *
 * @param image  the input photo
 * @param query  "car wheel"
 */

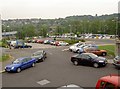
xmin=93 ymin=63 xmax=99 ymax=68
xmin=42 ymin=57 xmax=45 ymax=62
xmin=32 ymin=63 xmax=35 ymax=67
xmin=16 ymin=68 xmax=21 ymax=73
xmin=102 ymin=52 xmax=106 ymax=56
xmin=77 ymin=50 xmax=79 ymax=53
xmin=73 ymin=61 xmax=78 ymax=66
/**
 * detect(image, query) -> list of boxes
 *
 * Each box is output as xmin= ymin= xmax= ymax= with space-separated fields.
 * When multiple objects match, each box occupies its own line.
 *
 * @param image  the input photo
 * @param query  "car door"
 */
xmin=80 ymin=54 xmax=87 ymax=65
xmin=21 ymin=58 xmax=28 ymax=69
xmin=26 ymin=58 xmax=33 ymax=67
xmin=81 ymin=55 xmax=91 ymax=66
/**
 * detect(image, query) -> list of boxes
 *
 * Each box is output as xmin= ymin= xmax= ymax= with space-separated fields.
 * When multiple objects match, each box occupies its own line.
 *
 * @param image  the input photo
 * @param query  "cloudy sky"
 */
xmin=0 ymin=0 xmax=119 ymax=19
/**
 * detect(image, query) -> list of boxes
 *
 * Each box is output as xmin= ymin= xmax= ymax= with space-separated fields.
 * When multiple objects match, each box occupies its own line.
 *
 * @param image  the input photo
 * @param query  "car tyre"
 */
xmin=77 ymin=50 xmax=79 ymax=53
xmin=16 ymin=68 xmax=21 ymax=73
xmin=32 ymin=63 xmax=35 ymax=67
xmin=42 ymin=57 xmax=45 ymax=62
xmin=93 ymin=63 xmax=99 ymax=68
xmin=73 ymin=61 xmax=78 ymax=66
xmin=102 ymin=52 xmax=106 ymax=56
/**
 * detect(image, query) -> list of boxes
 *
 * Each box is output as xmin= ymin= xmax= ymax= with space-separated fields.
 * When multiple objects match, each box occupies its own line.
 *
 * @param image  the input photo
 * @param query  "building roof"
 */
xmin=2 ymin=31 xmax=17 ymax=36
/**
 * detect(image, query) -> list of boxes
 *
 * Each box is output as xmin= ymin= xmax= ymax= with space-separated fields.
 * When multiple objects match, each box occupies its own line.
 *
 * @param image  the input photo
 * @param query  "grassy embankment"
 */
xmin=98 ymin=45 xmax=115 ymax=58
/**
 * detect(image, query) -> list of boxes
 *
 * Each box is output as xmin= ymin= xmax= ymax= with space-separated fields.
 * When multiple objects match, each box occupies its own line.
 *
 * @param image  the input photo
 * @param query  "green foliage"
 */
xmin=58 ymin=39 xmax=85 ymax=45
xmin=0 ymin=39 xmax=8 ymax=48
xmin=2 ymin=13 xmax=118 ymax=38
xmin=98 ymin=45 xmax=115 ymax=57
xmin=0 ymin=54 xmax=11 ymax=62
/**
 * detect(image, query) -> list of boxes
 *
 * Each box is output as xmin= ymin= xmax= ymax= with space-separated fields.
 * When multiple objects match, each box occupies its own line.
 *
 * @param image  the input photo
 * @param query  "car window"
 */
xmin=13 ymin=59 xmax=22 ymax=64
xmin=86 ymin=56 xmax=91 ymax=60
xmin=22 ymin=58 xmax=28 ymax=63
xmin=99 ymin=81 xmax=106 ymax=89
xmin=33 ymin=51 xmax=42 ymax=56
xmin=77 ymin=54 xmax=82 ymax=58
xmin=81 ymin=54 xmax=87 ymax=59
xmin=26 ymin=58 xmax=32 ymax=61
xmin=89 ymin=54 xmax=98 ymax=59
xmin=104 ymin=82 xmax=116 ymax=89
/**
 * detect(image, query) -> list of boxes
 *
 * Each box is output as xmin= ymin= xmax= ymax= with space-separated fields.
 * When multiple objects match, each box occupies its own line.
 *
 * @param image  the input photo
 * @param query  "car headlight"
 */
xmin=11 ymin=67 xmax=14 ymax=70
xmin=99 ymin=61 xmax=104 ymax=63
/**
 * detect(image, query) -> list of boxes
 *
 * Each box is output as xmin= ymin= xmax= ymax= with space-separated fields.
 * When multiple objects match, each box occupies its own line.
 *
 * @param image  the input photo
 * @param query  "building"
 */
xmin=2 ymin=31 xmax=17 ymax=39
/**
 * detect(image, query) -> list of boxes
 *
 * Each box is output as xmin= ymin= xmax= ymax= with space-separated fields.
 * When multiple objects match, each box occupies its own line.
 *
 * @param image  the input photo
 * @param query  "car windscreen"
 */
xmin=89 ymin=54 xmax=98 ymax=59
xmin=13 ymin=59 xmax=22 ymax=64
xmin=33 ymin=51 xmax=43 ymax=56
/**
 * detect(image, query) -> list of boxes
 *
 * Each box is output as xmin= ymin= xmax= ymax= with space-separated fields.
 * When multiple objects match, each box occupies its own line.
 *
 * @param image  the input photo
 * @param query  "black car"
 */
xmin=14 ymin=45 xmax=32 ymax=49
xmin=113 ymin=56 xmax=120 ymax=69
xmin=31 ymin=50 xmax=46 ymax=62
xmin=71 ymin=53 xmax=107 ymax=68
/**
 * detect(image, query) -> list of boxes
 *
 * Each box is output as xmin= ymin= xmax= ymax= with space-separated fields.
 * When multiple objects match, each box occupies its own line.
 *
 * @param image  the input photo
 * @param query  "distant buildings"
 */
xmin=2 ymin=31 xmax=17 ymax=39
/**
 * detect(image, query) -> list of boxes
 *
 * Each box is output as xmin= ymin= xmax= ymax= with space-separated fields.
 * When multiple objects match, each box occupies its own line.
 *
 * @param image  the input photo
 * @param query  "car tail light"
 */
xmin=117 ymin=61 xmax=120 ymax=64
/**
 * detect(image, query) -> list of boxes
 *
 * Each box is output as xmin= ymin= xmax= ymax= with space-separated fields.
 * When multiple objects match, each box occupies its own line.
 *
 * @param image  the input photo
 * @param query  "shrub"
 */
xmin=0 ymin=54 xmax=11 ymax=62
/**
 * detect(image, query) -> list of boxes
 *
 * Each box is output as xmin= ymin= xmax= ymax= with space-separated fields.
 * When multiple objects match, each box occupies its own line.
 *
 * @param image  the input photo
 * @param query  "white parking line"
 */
xmin=37 ymin=79 xmax=50 ymax=86
xmin=62 ymin=49 xmax=69 ymax=51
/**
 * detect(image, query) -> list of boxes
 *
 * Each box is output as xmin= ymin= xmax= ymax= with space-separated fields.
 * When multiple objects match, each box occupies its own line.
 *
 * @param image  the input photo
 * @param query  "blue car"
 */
xmin=5 ymin=57 xmax=36 ymax=73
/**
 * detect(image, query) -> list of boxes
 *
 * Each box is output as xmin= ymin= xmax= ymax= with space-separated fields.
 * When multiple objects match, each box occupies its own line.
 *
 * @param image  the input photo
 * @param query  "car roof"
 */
xmin=81 ymin=53 xmax=95 ymax=55
xmin=100 ymin=75 xmax=120 ymax=86
xmin=17 ymin=57 xmax=31 ymax=60
xmin=34 ymin=50 xmax=44 ymax=52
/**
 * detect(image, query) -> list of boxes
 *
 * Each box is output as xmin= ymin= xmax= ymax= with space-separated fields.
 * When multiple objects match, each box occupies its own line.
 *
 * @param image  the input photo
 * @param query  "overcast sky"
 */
xmin=0 ymin=0 xmax=119 ymax=20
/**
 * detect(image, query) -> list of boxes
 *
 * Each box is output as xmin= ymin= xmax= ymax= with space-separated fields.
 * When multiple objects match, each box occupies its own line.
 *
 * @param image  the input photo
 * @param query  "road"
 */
xmin=1 ymin=42 xmax=119 ymax=88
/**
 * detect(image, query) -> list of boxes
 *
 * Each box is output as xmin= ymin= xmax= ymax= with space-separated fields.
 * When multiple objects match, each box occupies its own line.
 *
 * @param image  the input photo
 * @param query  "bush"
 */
xmin=0 ymin=39 xmax=9 ymax=48
xmin=57 ymin=39 xmax=85 ymax=45
xmin=0 ymin=54 xmax=11 ymax=62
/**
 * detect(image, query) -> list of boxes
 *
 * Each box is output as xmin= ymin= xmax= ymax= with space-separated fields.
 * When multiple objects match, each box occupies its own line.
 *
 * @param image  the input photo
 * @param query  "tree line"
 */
xmin=2 ymin=13 xmax=118 ymax=39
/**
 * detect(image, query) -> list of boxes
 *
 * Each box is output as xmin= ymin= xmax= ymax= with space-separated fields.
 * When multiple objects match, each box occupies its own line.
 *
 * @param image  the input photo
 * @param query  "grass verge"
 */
xmin=0 ymin=54 xmax=11 ymax=62
xmin=98 ymin=45 xmax=115 ymax=58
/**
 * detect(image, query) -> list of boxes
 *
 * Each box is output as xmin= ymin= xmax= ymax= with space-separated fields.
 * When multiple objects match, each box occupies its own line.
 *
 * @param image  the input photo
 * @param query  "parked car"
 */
xmin=50 ymin=40 xmax=55 ymax=45
xmin=27 ymin=39 xmax=32 ymax=43
xmin=71 ymin=53 xmax=107 ymax=68
xmin=31 ymin=50 xmax=46 ymax=62
xmin=69 ymin=43 xmax=83 ymax=52
xmin=72 ymin=44 xmax=85 ymax=53
xmin=58 ymin=84 xmax=83 ymax=89
xmin=58 ymin=41 xmax=69 ymax=46
xmin=44 ymin=40 xmax=50 ymax=44
xmin=5 ymin=57 xmax=36 ymax=73
xmin=84 ymin=48 xmax=107 ymax=56
xmin=96 ymin=75 xmax=120 ymax=89
xmin=14 ymin=44 xmax=32 ymax=49
xmin=113 ymin=56 xmax=120 ymax=69
xmin=36 ymin=39 xmax=44 ymax=44
xmin=54 ymin=41 xmax=60 ymax=46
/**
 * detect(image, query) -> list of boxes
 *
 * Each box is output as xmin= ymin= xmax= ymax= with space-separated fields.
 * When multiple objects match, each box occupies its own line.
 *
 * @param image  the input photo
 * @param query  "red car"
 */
xmin=54 ymin=41 xmax=59 ymax=46
xmin=96 ymin=75 xmax=120 ymax=89
xmin=36 ymin=39 xmax=44 ymax=44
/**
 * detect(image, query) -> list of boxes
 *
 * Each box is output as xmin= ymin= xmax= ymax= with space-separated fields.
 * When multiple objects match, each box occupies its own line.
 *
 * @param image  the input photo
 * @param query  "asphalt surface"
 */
xmin=1 ymin=42 xmax=119 ymax=88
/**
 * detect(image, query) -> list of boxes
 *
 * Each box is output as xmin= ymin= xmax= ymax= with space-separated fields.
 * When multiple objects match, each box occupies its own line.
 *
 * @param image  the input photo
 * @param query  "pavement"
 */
xmin=0 ymin=39 xmax=118 ymax=87
xmin=0 ymin=41 xmax=115 ymax=73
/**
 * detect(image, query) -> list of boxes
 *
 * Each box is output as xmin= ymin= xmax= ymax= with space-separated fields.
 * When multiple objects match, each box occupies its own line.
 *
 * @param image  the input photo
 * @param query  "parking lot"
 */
xmin=1 ymin=40 xmax=119 ymax=88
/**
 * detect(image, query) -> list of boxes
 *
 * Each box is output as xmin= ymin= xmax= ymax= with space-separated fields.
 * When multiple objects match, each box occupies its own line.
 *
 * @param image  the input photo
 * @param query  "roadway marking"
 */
xmin=37 ymin=79 xmax=50 ymax=86
xmin=62 ymin=48 xmax=69 ymax=51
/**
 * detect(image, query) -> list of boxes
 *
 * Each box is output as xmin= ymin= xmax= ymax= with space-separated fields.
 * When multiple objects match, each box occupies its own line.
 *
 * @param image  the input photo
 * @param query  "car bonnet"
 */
xmin=96 ymin=57 xmax=106 ymax=61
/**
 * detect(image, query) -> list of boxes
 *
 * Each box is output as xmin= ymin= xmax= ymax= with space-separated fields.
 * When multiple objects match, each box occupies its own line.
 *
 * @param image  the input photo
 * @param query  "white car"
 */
xmin=58 ymin=84 xmax=83 ymax=89
xmin=69 ymin=43 xmax=83 ymax=52
xmin=58 ymin=41 xmax=69 ymax=46
xmin=72 ymin=44 xmax=87 ymax=53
